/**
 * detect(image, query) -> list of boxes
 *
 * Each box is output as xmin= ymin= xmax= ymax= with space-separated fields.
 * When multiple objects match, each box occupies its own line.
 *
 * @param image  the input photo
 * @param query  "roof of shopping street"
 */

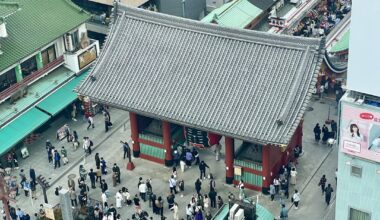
xmin=202 ymin=0 xmax=262 ymax=29
xmin=0 ymin=0 xmax=90 ymax=72
xmin=330 ymin=29 xmax=350 ymax=53
xmin=76 ymin=6 xmax=325 ymax=145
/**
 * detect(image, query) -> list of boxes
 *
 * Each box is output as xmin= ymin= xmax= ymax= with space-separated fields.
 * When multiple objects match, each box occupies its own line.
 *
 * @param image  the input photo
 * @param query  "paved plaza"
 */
xmin=7 ymin=97 xmax=338 ymax=220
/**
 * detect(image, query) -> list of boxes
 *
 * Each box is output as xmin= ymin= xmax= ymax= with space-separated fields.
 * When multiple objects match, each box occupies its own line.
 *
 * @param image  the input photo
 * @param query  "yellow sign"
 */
xmin=44 ymin=205 xmax=55 ymax=220
xmin=234 ymin=166 xmax=242 ymax=176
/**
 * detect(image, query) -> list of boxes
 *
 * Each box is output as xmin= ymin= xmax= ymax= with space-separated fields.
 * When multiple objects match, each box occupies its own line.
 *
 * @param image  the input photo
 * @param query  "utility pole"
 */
xmin=182 ymin=0 xmax=186 ymax=18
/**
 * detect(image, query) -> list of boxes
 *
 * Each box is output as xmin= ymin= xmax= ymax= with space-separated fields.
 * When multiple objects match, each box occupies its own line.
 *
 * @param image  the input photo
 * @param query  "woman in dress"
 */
xmin=115 ymin=190 xmax=123 ymax=209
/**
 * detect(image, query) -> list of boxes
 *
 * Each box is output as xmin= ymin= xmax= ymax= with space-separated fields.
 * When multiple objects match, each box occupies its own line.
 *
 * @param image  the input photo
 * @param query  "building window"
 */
xmin=64 ymin=30 xmax=79 ymax=52
xmin=0 ymin=68 xmax=17 ymax=92
xmin=41 ymin=45 xmax=57 ymax=66
xmin=20 ymin=56 xmax=38 ymax=78
xmin=349 ymin=208 xmax=370 ymax=220
xmin=351 ymin=165 xmax=362 ymax=178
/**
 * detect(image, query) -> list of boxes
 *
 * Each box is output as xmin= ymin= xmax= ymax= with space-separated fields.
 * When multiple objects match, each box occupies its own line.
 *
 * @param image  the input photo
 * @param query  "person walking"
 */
xmin=185 ymin=150 xmax=193 ymax=168
xmin=203 ymin=195 xmax=210 ymax=214
xmin=195 ymin=178 xmax=202 ymax=195
xmin=70 ymin=188 xmax=78 ymax=208
xmin=193 ymin=148 xmax=200 ymax=165
xmin=292 ymin=190 xmax=301 ymax=209
xmin=112 ymin=163 xmax=121 ymax=184
xmin=279 ymin=204 xmax=288 ymax=220
xmin=322 ymin=124 xmax=329 ymax=144
xmin=100 ymin=158 xmax=107 ymax=175
xmin=273 ymin=178 xmax=280 ymax=194
xmin=186 ymin=204 xmax=193 ymax=220
xmin=101 ymin=192 xmax=107 ymax=207
xmin=313 ymin=123 xmax=321 ymax=142
xmin=209 ymin=174 xmax=216 ymax=191
xmin=101 ymin=179 xmax=108 ymax=194
xmin=122 ymin=141 xmax=130 ymax=159
xmin=238 ymin=181 xmax=245 ymax=200
xmin=95 ymin=153 xmax=101 ymax=168
xmin=115 ymin=190 xmax=123 ymax=209
xmin=180 ymin=158 xmax=186 ymax=173
xmin=173 ymin=150 xmax=180 ymax=167
xmin=155 ymin=196 xmax=164 ymax=216
xmin=208 ymin=189 xmax=217 ymax=209
xmin=325 ymin=184 xmax=334 ymax=205
xmin=167 ymin=192 xmax=175 ymax=209
xmin=269 ymin=184 xmax=276 ymax=201
xmin=88 ymin=169 xmax=96 ymax=189
xmin=139 ymin=180 xmax=147 ymax=202
xmin=53 ymin=150 xmax=61 ymax=169
xmin=87 ymin=116 xmax=95 ymax=130
xmin=213 ymin=143 xmax=222 ymax=161
xmin=169 ymin=175 xmax=177 ymax=194
xmin=318 ymin=175 xmax=327 ymax=194
xmin=290 ymin=167 xmax=297 ymax=185
xmin=64 ymin=124 xmax=71 ymax=142
xmin=104 ymin=112 xmax=112 ymax=132
xmin=170 ymin=202 xmax=179 ymax=220
xmin=199 ymin=161 xmax=209 ymax=180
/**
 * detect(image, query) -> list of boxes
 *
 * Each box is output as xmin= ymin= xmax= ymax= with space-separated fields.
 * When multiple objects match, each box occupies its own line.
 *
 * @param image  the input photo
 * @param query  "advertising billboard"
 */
xmin=340 ymin=102 xmax=380 ymax=162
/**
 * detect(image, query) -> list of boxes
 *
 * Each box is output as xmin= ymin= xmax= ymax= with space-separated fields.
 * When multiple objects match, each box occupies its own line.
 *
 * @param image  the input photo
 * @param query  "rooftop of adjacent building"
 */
xmin=0 ymin=0 xmax=90 ymax=73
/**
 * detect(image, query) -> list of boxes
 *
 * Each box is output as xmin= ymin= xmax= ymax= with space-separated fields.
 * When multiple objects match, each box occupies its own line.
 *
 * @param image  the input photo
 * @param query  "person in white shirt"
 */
xmin=101 ymin=192 xmax=107 ymax=207
xmin=115 ymin=190 xmax=123 ymax=209
xmin=292 ymin=190 xmax=301 ymax=209
xmin=138 ymin=181 xmax=147 ymax=202
xmin=169 ymin=175 xmax=177 ymax=194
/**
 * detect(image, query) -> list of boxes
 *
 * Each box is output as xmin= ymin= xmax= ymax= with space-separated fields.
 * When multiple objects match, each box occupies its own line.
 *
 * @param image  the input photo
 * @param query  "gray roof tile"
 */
xmin=76 ymin=6 xmax=325 ymax=145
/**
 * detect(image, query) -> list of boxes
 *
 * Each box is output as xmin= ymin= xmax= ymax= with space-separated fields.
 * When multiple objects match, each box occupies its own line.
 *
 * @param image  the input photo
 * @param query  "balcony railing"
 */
xmin=0 ymin=55 xmax=64 ymax=102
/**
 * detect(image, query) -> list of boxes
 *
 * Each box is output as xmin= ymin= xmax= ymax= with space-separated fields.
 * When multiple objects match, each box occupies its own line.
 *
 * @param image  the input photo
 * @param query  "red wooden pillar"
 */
xmin=262 ymin=144 xmax=271 ymax=194
xmin=225 ymin=137 xmax=234 ymax=184
xmin=298 ymin=120 xmax=304 ymax=151
xmin=129 ymin=112 xmax=140 ymax=158
xmin=163 ymin=121 xmax=173 ymax=167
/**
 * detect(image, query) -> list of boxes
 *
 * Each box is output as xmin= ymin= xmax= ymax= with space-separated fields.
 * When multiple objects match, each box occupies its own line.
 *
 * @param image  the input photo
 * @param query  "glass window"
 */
xmin=0 ymin=68 xmax=17 ymax=92
xmin=41 ymin=45 xmax=57 ymax=66
xmin=349 ymin=208 xmax=370 ymax=220
xmin=20 ymin=56 xmax=38 ymax=77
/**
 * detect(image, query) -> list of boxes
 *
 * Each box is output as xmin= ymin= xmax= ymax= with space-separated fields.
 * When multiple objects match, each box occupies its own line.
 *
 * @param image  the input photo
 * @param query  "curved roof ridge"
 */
xmin=119 ymin=5 xmax=321 ymax=48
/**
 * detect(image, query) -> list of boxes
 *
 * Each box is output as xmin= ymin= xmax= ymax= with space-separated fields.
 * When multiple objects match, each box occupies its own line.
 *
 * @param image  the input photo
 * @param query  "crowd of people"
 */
xmin=290 ymin=0 xmax=351 ymax=37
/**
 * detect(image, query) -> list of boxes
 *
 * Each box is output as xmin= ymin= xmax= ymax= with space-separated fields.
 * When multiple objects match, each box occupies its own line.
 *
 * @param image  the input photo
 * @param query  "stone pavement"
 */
xmin=9 ymin=97 xmax=339 ymax=220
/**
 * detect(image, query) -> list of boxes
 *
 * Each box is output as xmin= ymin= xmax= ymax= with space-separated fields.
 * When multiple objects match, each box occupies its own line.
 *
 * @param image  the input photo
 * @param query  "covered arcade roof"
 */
xmin=76 ymin=6 xmax=325 ymax=145
xmin=201 ymin=0 xmax=263 ymax=29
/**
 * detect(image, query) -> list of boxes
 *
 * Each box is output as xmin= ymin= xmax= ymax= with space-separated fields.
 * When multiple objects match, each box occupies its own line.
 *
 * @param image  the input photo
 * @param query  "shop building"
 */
xmin=336 ymin=0 xmax=380 ymax=219
xmin=76 ymin=5 xmax=324 ymax=192
xmin=0 ymin=0 xmax=99 ymax=157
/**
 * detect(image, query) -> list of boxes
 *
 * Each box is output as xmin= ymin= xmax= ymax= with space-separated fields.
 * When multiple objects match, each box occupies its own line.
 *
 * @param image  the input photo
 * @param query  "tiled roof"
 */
xmin=0 ymin=0 xmax=90 ymax=72
xmin=76 ymin=6 xmax=325 ymax=145
xmin=202 ymin=0 xmax=262 ymax=29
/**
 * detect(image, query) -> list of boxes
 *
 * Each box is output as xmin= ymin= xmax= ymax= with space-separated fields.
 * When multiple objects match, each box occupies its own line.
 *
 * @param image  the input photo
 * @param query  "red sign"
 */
xmin=360 ymin=113 xmax=374 ymax=120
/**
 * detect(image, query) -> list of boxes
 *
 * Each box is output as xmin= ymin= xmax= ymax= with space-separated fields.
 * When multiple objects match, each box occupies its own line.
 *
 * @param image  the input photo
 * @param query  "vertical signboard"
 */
xmin=340 ymin=102 xmax=380 ymax=162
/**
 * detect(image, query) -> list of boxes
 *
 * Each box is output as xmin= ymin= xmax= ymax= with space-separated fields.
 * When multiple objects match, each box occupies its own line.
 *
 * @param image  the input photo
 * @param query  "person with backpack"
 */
xmin=318 ymin=175 xmax=327 ymax=195
xmin=199 ymin=161 xmax=209 ymax=180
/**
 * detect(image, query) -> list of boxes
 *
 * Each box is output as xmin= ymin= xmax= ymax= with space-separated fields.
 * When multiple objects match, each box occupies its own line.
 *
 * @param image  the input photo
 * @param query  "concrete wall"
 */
xmin=336 ymin=152 xmax=380 ymax=219
xmin=155 ymin=0 xmax=206 ymax=20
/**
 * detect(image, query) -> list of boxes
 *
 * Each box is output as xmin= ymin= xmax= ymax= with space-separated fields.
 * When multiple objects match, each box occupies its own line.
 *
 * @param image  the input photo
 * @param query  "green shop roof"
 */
xmin=330 ymin=29 xmax=350 ymax=53
xmin=201 ymin=0 xmax=262 ymax=29
xmin=0 ymin=0 xmax=90 ymax=72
